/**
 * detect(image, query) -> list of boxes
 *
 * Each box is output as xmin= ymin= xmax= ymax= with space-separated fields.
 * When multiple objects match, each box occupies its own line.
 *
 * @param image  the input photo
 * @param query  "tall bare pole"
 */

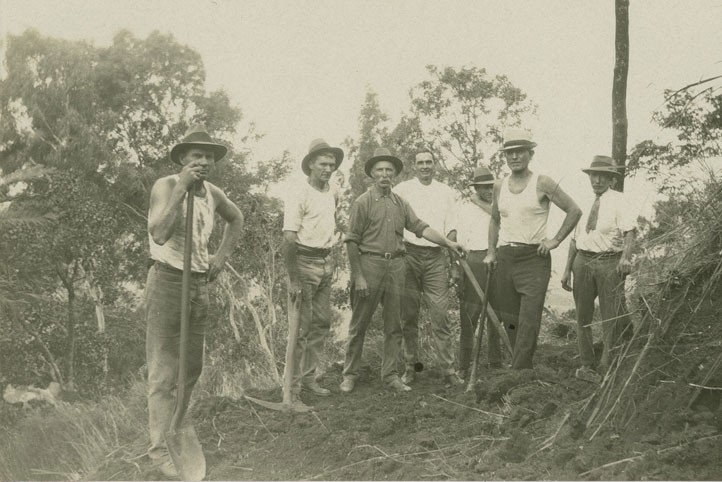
xmin=612 ymin=0 xmax=630 ymax=191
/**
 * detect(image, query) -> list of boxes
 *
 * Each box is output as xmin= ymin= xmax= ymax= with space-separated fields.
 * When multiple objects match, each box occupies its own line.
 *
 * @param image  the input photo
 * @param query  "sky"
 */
xmin=2 ymin=0 xmax=721 ymax=307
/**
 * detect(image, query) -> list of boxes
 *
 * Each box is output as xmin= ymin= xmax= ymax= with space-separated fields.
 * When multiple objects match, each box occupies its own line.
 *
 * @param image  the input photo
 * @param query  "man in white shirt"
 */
xmin=452 ymin=167 xmax=502 ymax=380
xmin=561 ymin=155 xmax=636 ymax=383
xmin=395 ymin=149 xmax=463 ymax=387
xmin=283 ymin=138 xmax=343 ymax=402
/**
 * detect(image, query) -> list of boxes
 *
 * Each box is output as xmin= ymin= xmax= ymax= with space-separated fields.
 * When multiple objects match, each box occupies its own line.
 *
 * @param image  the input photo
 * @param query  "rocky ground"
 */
xmin=89 ymin=332 xmax=722 ymax=481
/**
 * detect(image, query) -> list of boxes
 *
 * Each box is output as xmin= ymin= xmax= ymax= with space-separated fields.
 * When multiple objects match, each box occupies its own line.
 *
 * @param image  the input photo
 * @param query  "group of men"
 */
xmin=142 ymin=126 xmax=636 ymax=476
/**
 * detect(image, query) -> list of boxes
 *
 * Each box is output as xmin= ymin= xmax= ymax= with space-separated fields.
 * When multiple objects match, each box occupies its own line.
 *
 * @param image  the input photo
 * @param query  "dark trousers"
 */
xmin=459 ymin=250 xmax=501 ymax=375
xmin=572 ymin=251 xmax=631 ymax=370
xmin=343 ymin=256 xmax=405 ymax=383
xmin=495 ymin=245 xmax=551 ymax=369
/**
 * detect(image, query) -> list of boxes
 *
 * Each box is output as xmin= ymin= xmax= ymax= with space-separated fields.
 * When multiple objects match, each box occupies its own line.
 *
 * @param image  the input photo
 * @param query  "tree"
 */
xmin=409 ymin=65 xmax=536 ymax=191
xmin=0 ymin=29 xmax=247 ymax=392
xmin=627 ymin=75 xmax=722 ymax=193
xmin=612 ymin=0 xmax=630 ymax=191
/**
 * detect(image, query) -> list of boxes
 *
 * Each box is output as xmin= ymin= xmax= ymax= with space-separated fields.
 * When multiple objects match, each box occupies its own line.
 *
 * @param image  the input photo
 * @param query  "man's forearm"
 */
xmin=488 ymin=218 xmax=500 ymax=256
xmin=622 ymin=230 xmax=636 ymax=261
xmin=346 ymin=242 xmax=364 ymax=281
xmin=214 ymin=219 xmax=243 ymax=262
xmin=283 ymin=238 xmax=300 ymax=281
xmin=421 ymin=227 xmax=451 ymax=247
xmin=564 ymin=239 xmax=578 ymax=273
xmin=551 ymin=209 xmax=582 ymax=244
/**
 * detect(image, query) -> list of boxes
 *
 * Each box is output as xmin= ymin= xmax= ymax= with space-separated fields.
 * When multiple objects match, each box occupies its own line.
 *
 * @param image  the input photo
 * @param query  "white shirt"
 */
xmin=573 ymin=188 xmax=636 ymax=253
xmin=394 ymin=177 xmax=457 ymax=247
xmin=498 ymin=172 xmax=549 ymax=245
xmin=455 ymin=198 xmax=491 ymax=251
xmin=282 ymin=180 xmax=337 ymax=249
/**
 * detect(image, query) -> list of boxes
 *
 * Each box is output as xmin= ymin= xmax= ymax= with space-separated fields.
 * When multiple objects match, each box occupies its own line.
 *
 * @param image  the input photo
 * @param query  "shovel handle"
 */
xmin=283 ymin=293 xmax=302 ymax=405
xmin=466 ymin=267 xmax=492 ymax=393
xmin=169 ymin=182 xmax=197 ymax=431
xmin=457 ymin=257 xmax=513 ymax=356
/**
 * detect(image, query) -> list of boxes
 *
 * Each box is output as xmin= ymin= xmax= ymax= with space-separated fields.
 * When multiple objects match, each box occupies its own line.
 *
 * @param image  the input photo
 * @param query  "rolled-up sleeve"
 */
xmin=402 ymin=199 xmax=429 ymax=238
xmin=344 ymin=198 xmax=366 ymax=244
xmin=617 ymin=195 xmax=637 ymax=233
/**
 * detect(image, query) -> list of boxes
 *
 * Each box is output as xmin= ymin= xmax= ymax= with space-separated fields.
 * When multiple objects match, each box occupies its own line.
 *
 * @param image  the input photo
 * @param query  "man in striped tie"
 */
xmin=561 ymin=155 xmax=637 ymax=383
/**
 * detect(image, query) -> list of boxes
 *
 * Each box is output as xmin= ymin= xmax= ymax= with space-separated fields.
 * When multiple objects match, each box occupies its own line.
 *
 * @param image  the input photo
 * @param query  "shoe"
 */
xmin=575 ymin=366 xmax=602 ymax=384
xmin=443 ymin=373 xmax=465 ymax=388
xmin=401 ymin=368 xmax=415 ymax=385
xmin=290 ymin=392 xmax=314 ymax=410
xmin=339 ymin=378 xmax=356 ymax=393
xmin=156 ymin=455 xmax=178 ymax=479
xmin=302 ymin=380 xmax=331 ymax=397
xmin=387 ymin=378 xmax=412 ymax=392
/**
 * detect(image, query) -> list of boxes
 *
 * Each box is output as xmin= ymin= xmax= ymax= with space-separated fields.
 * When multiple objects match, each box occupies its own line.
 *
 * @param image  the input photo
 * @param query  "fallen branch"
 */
xmin=530 ymin=413 xmax=570 ymax=456
xmin=431 ymin=394 xmax=507 ymax=418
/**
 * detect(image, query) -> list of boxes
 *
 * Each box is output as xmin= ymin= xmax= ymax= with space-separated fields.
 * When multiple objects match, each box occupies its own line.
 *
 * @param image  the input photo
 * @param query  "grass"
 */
xmin=0 ymin=381 xmax=148 ymax=481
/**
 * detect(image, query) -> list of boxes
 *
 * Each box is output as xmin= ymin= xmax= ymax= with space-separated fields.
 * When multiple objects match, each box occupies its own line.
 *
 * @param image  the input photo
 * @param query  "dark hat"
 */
xmin=500 ymin=127 xmax=537 ymax=151
xmin=364 ymin=147 xmax=403 ymax=177
xmin=582 ymin=155 xmax=623 ymax=177
xmin=169 ymin=125 xmax=228 ymax=165
xmin=301 ymin=138 xmax=344 ymax=176
xmin=469 ymin=166 xmax=496 ymax=186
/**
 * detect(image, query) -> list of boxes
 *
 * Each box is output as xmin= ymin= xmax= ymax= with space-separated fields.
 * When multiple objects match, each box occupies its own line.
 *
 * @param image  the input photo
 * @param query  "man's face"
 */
xmin=371 ymin=160 xmax=397 ymax=189
xmin=308 ymin=153 xmax=337 ymax=183
xmin=414 ymin=152 xmax=435 ymax=182
xmin=504 ymin=147 xmax=533 ymax=173
xmin=588 ymin=172 xmax=615 ymax=195
xmin=181 ymin=147 xmax=215 ymax=180
xmin=474 ymin=184 xmax=493 ymax=203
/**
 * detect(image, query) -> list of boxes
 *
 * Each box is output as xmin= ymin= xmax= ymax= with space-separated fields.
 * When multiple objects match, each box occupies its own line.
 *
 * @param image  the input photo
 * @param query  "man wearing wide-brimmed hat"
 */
xmin=145 ymin=125 xmax=244 ymax=477
xmin=282 ymin=139 xmax=343 ymax=404
xmin=395 ymin=148 xmax=462 ymax=388
xmin=561 ymin=155 xmax=636 ymax=384
xmin=484 ymin=128 xmax=582 ymax=370
xmin=452 ymin=166 xmax=503 ymax=379
xmin=340 ymin=148 xmax=466 ymax=394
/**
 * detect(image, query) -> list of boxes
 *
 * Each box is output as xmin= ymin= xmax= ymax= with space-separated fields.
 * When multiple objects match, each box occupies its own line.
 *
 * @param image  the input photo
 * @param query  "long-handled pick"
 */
xmin=457 ymin=257 xmax=513 ymax=355
xmin=466 ymin=268 xmax=492 ymax=393
xmin=165 ymin=183 xmax=206 ymax=481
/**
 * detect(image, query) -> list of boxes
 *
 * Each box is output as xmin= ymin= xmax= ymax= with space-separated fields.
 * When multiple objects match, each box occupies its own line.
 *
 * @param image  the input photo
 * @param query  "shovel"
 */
xmin=457 ymin=257 xmax=513 ymax=356
xmin=466 ymin=268 xmax=492 ymax=393
xmin=165 ymin=183 xmax=206 ymax=481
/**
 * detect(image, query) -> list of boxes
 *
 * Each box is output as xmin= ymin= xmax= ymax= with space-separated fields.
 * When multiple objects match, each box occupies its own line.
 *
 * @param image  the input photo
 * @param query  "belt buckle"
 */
xmin=383 ymin=252 xmax=392 ymax=260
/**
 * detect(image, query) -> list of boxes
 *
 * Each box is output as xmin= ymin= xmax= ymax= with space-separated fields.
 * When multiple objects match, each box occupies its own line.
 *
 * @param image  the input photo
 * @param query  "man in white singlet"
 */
xmin=145 ymin=126 xmax=244 ymax=478
xmin=484 ymin=128 xmax=581 ymax=369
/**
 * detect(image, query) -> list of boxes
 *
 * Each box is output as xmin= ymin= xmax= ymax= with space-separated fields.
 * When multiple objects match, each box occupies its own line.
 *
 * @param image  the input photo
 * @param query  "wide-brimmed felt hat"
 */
xmin=469 ymin=166 xmax=496 ymax=186
xmin=364 ymin=147 xmax=403 ymax=177
xmin=500 ymin=127 xmax=537 ymax=151
xmin=301 ymin=138 xmax=344 ymax=176
xmin=169 ymin=125 xmax=228 ymax=165
xmin=582 ymin=155 xmax=622 ymax=177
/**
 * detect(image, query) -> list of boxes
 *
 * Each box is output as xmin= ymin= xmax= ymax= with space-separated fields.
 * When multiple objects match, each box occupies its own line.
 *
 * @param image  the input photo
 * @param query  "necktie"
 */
xmin=585 ymin=194 xmax=601 ymax=233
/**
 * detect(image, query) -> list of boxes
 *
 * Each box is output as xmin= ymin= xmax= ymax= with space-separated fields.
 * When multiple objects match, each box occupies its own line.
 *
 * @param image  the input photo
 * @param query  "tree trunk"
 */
xmin=612 ymin=0 xmax=630 ymax=191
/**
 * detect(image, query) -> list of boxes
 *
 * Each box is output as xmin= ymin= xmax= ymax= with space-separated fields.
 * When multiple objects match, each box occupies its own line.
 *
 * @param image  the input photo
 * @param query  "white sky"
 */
xmin=2 ymin=0 xmax=721 ymax=308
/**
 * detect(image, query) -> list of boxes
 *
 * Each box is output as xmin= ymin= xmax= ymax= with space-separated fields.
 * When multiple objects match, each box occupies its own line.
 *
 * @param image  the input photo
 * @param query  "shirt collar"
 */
xmin=371 ymin=185 xmax=398 ymax=204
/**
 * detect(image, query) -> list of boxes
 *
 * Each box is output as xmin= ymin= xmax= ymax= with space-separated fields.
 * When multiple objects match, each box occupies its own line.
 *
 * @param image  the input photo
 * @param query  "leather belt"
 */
xmin=360 ymin=251 xmax=405 ymax=259
xmin=503 ymin=243 xmax=540 ymax=248
xmin=154 ymin=262 xmax=208 ymax=278
xmin=579 ymin=250 xmax=621 ymax=259
xmin=296 ymin=244 xmax=331 ymax=258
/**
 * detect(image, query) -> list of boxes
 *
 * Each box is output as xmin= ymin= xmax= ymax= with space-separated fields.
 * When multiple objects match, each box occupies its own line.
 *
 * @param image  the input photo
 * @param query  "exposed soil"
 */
xmin=89 ymin=333 xmax=722 ymax=481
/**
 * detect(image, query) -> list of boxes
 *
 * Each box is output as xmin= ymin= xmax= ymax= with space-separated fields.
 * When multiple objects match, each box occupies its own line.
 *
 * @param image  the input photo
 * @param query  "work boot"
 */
xmin=443 ymin=373 xmax=465 ymax=388
xmin=156 ymin=452 xmax=178 ymax=479
xmin=575 ymin=366 xmax=602 ymax=384
xmin=339 ymin=378 xmax=356 ymax=393
xmin=401 ymin=367 xmax=415 ymax=385
xmin=387 ymin=378 xmax=412 ymax=393
xmin=302 ymin=380 xmax=331 ymax=397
